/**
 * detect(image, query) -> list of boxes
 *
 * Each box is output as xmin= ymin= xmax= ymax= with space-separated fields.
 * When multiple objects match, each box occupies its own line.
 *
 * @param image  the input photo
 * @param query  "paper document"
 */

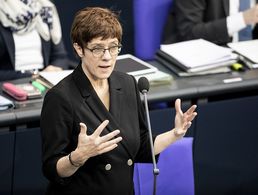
xmin=227 ymin=40 xmax=258 ymax=64
xmin=160 ymin=39 xmax=237 ymax=71
xmin=134 ymin=70 xmax=173 ymax=86
xmin=38 ymin=70 xmax=73 ymax=87
xmin=0 ymin=95 xmax=14 ymax=111
xmin=155 ymin=54 xmax=232 ymax=77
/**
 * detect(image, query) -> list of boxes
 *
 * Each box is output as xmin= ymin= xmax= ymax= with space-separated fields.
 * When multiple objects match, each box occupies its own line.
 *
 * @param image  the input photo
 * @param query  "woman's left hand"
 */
xmin=173 ymin=99 xmax=197 ymax=139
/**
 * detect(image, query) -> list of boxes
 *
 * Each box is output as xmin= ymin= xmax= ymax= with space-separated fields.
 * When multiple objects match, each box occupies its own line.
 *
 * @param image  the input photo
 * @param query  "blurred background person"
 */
xmin=0 ymin=0 xmax=69 ymax=81
xmin=162 ymin=0 xmax=258 ymax=45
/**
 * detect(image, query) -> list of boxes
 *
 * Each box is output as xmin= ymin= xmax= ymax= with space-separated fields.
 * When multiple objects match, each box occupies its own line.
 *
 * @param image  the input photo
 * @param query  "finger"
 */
xmin=93 ymin=120 xmax=109 ymax=137
xmin=98 ymin=136 xmax=123 ymax=151
xmin=79 ymin=122 xmax=87 ymax=134
xmin=186 ymin=105 xmax=197 ymax=115
xmin=99 ymin=130 xmax=121 ymax=143
xmin=99 ymin=144 xmax=119 ymax=155
xmin=175 ymin=98 xmax=183 ymax=115
xmin=185 ymin=112 xmax=197 ymax=122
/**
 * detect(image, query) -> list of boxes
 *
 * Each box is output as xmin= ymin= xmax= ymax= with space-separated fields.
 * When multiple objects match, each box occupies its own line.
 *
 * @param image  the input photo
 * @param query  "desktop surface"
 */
xmin=1 ymin=62 xmax=258 ymax=128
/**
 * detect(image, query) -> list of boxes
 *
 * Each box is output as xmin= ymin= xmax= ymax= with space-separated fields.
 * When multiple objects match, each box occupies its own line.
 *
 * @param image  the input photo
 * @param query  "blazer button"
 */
xmin=127 ymin=159 xmax=133 ymax=166
xmin=105 ymin=164 xmax=112 ymax=171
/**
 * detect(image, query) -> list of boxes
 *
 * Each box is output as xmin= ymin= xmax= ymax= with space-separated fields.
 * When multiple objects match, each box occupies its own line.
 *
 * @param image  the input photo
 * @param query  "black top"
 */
xmin=40 ymin=64 xmax=157 ymax=195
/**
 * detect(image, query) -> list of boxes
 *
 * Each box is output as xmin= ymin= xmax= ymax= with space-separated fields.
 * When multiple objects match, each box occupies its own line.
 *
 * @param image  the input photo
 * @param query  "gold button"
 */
xmin=105 ymin=164 xmax=112 ymax=171
xmin=127 ymin=159 xmax=133 ymax=166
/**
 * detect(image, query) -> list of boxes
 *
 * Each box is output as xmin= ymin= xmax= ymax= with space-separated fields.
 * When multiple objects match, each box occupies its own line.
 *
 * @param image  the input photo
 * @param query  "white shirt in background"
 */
xmin=13 ymin=29 xmax=44 ymax=72
xmin=227 ymin=0 xmax=256 ymax=42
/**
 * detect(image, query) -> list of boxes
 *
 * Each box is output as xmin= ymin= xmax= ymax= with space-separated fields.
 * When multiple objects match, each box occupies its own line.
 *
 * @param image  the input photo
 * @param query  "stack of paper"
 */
xmin=159 ymin=39 xmax=238 ymax=73
xmin=228 ymin=40 xmax=258 ymax=68
xmin=134 ymin=70 xmax=173 ymax=86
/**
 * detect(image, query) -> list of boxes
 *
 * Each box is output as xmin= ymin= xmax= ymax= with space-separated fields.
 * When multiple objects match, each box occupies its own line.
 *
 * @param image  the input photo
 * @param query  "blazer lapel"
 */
xmin=72 ymin=65 xmax=133 ymax=158
xmin=72 ymin=64 xmax=109 ymax=124
xmin=108 ymin=74 xmax=134 ymax=158
xmin=109 ymin=73 xmax=122 ymax=126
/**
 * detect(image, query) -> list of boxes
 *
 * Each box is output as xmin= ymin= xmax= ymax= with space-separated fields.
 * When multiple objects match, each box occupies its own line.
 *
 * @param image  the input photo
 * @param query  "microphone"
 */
xmin=138 ymin=77 xmax=159 ymax=195
xmin=138 ymin=76 xmax=150 ymax=94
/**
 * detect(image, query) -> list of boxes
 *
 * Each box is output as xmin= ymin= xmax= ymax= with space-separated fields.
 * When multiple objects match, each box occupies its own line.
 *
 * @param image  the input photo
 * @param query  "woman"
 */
xmin=40 ymin=7 xmax=197 ymax=195
xmin=0 ymin=0 xmax=68 ymax=81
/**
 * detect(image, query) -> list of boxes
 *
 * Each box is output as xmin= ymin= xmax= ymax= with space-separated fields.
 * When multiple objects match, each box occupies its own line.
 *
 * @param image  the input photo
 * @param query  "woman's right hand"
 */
xmin=72 ymin=120 xmax=122 ymax=165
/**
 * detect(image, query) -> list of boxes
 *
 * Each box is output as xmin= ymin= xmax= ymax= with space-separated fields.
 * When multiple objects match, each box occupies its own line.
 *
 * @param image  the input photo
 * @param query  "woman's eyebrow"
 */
xmin=89 ymin=42 xmax=119 ymax=47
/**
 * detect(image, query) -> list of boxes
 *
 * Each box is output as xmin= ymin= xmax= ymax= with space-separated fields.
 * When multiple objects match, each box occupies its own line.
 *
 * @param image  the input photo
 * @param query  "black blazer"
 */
xmin=162 ymin=0 xmax=258 ymax=45
xmin=0 ymin=24 xmax=68 ymax=81
xmin=40 ymin=64 xmax=156 ymax=195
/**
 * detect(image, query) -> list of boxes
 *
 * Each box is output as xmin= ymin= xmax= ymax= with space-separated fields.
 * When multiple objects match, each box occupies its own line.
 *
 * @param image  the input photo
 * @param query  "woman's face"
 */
xmin=76 ymin=37 xmax=120 ymax=82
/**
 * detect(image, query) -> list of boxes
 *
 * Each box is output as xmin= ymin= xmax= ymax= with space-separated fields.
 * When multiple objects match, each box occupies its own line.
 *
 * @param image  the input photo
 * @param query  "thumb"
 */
xmin=79 ymin=122 xmax=87 ymax=135
xmin=175 ymin=99 xmax=183 ymax=114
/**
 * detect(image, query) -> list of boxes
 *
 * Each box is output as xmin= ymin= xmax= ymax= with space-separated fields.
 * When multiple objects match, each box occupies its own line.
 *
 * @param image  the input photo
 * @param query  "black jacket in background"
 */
xmin=162 ymin=0 xmax=258 ymax=45
xmin=0 ymin=23 xmax=69 ymax=81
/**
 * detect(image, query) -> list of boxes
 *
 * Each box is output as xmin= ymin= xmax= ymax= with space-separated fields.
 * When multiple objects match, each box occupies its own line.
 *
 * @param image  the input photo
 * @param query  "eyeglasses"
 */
xmin=86 ymin=45 xmax=122 ymax=58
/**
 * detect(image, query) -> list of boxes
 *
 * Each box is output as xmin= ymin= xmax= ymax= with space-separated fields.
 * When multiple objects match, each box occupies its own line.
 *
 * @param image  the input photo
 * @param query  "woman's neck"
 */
xmin=93 ymin=81 xmax=110 ymax=110
xmin=87 ymin=74 xmax=110 ymax=110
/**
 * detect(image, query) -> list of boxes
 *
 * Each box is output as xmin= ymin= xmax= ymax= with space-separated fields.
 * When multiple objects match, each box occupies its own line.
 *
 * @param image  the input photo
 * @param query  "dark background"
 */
xmin=54 ymin=0 xmax=134 ymax=63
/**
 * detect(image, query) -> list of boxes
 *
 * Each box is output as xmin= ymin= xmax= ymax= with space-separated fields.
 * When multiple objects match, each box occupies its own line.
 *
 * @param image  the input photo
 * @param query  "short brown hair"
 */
xmin=71 ymin=7 xmax=122 ymax=49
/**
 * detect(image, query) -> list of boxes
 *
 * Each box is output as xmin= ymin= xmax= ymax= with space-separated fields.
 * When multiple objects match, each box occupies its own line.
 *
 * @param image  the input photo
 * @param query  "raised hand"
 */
xmin=173 ymin=99 xmax=197 ymax=138
xmin=75 ymin=120 xmax=122 ymax=164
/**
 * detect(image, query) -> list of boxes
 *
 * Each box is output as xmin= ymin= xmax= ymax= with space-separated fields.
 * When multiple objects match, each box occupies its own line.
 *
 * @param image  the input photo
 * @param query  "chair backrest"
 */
xmin=134 ymin=137 xmax=195 ymax=195
xmin=133 ymin=0 xmax=173 ymax=60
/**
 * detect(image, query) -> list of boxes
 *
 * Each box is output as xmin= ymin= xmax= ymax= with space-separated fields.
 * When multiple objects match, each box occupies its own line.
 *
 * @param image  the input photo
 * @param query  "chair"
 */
xmin=134 ymin=137 xmax=195 ymax=195
xmin=133 ymin=0 xmax=173 ymax=60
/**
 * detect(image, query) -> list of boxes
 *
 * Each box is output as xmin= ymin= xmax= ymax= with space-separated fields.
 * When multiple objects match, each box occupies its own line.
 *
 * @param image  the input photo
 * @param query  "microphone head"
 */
xmin=138 ymin=77 xmax=150 ymax=94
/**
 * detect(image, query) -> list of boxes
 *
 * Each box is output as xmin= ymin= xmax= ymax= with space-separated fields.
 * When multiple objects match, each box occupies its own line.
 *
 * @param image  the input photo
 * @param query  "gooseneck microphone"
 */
xmin=138 ymin=77 xmax=159 ymax=195
xmin=138 ymin=76 xmax=150 ymax=94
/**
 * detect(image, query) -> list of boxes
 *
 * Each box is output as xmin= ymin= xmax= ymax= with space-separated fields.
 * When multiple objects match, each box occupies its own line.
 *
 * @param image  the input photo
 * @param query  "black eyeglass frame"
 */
xmin=85 ymin=45 xmax=122 ymax=57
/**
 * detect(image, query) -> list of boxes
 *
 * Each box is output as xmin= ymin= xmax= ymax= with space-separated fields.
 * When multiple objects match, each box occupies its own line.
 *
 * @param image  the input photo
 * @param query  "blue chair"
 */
xmin=133 ymin=0 xmax=173 ymax=60
xmin=134 ymin=137 xmax=195 ymax=195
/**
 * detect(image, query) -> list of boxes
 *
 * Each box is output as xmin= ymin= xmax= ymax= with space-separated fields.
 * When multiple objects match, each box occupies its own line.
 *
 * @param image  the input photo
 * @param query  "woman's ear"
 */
xmin=73 ymin=43 xmax=83 ymax=57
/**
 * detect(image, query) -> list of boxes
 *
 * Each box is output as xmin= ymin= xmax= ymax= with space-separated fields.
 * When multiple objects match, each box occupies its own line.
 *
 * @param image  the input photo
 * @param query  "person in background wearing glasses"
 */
xmin=40 ymin=7 xmax=197 ymax=195
xmin=0 ymin=0 xmax=69 ymax=81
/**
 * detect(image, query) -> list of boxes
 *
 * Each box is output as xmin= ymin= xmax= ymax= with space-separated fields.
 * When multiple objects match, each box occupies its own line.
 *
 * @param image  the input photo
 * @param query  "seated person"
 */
xmin=162 ymin=0 xmax=258 ymax=45
xmin=0 ymin=0 xmax=69 ymax=81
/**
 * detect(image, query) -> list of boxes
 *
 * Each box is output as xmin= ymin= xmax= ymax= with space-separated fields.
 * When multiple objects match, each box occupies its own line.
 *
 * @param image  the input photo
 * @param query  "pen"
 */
xmin=32 ymin=81 xmax=46 ymax=92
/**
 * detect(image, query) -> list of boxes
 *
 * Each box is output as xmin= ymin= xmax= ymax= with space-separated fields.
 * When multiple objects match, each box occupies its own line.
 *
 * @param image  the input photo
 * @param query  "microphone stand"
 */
xmin=142 ymin=90 xmax=159 ymax=195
